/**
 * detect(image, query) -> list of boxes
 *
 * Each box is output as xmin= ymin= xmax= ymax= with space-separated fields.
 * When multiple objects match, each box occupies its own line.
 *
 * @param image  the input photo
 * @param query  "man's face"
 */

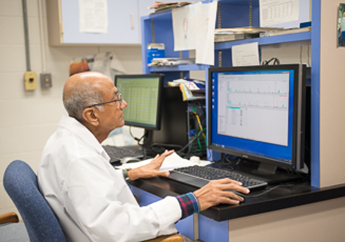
xmin=97 ymin=80 xmax=128 ymax=135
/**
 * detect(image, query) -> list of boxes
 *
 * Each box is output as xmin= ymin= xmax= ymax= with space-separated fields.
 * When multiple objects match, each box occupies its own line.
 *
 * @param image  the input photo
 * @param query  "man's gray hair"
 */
xmin=63 ymin=81 xmax=104 ymax=122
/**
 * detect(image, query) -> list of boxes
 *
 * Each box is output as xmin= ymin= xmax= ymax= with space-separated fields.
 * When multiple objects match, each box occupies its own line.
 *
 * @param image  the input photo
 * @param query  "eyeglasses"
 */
xmin=86 ymin=91 xmax=123 ymax=108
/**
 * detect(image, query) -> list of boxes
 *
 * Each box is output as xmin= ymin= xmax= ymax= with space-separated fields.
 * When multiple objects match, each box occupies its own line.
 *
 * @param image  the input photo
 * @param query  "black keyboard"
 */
xmin=169 ymin=165 xmax=267 ymax=190
xmin=103 ymin=145 xmax=144 ymax=163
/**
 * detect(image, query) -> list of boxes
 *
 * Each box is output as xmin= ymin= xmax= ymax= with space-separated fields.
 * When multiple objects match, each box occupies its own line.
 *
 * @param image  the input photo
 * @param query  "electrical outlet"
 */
xmin=40 ymin=73 xmax=52 ymax=88
xmin=24 ymin=71 xmax=37 ymax=90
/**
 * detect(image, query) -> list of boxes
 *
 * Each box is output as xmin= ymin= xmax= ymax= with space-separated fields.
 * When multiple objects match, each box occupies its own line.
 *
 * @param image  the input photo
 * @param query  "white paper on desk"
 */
xmin=259 ymin=0 xmax=299 ymax=27
xmin=118 ymin=152 xmax=210 ymax=171
xmin=79 ymin=0 xmax=108 ymax=33
xmin=195 ymin=0 xmax=218 ymax=65
xmin=232 ymin=42 xmax=260 ymax=67
xmin=172 ymin=2 xmax=200 ymax=51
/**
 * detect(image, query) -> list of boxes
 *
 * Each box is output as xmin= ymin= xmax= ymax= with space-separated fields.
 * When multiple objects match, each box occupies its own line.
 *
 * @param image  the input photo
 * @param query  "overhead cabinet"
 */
xmin=46 ymin=0 xmax=140 ymax=45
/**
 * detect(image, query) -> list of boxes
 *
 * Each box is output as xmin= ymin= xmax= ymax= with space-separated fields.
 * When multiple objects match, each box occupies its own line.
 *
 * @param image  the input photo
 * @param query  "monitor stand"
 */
xmin=142 ymin=129 xmax=184 ymax=156
xmin=142 ymin=130 xmax=155 ymax=156
xmin=234 ymin=159 xmax=303 ymax=185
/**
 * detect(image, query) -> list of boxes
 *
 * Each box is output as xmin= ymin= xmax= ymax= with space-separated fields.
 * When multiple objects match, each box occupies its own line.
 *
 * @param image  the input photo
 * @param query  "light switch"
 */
xmin=40 ymin=73 xmax=52 ymax=88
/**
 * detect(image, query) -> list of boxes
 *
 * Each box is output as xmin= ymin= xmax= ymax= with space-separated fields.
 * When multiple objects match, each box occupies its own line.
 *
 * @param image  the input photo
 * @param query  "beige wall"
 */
xmin=229 ymin=196 xmax=345 ymax=241
xmin=319 ymin=0 xmax=345 ymax=187
xmin=0 ymin=0 xmax=142 ymax=215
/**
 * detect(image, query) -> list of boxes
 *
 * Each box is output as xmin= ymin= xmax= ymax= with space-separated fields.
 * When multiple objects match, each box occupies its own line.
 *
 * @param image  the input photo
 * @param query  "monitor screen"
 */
xmin=115 ymin=74 xmax=164 ymax=130
xmin=207 ymin=64 xmax=306 ymax=177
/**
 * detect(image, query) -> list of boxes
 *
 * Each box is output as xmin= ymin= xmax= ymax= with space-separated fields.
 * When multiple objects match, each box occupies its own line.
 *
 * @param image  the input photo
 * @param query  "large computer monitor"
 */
xmin=208 ymin=64 xmax=307 ymax=183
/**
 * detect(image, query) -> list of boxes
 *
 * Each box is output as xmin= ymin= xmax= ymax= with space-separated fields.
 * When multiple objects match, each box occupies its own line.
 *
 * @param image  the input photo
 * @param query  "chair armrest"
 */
xmin=0 ymin=212 xmax=19 ymax=224
xmin=133 ymin=196 xmax=183 ymax=241
xmin=142 ymin=234 xmax=183 ymax=242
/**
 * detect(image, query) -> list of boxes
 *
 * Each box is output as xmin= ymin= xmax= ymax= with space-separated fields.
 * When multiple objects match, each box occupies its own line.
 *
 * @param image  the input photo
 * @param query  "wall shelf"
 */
xmin=149 ymin=64 xmax=211 ymax=72
xmin=215 ymin=31 xmax=311 ymax=50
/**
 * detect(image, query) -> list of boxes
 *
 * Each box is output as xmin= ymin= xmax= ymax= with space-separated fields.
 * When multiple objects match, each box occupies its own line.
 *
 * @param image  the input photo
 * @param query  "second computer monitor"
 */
xmin=115 ymin=74 xmax=164 ymax=130
xmin=208 ymin=64 xmax=307 ymax=180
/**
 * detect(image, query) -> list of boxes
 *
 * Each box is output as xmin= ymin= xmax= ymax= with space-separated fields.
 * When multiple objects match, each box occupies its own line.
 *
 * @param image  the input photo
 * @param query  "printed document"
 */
xmin=195 ymin=0 xmax=218 ymax=65
xmin=118 ymin=152 xmax=210 ymax=171
xmin=232 ymin=42 xmax=260 ymax=66
xmin=172 ymin=1 xmax=218 ymax=65
xmin=172 ymin=2 xmax=200 ymax=51
xmin=259 ymin=0 xmax=299 ymax=27
xmin=79 ymin=0 xmax=108 ymax=33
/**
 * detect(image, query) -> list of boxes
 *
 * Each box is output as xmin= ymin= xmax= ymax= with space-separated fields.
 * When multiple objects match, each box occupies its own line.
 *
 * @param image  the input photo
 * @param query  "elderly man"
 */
xmin=37 ymin=72 xmax=249 ymax=242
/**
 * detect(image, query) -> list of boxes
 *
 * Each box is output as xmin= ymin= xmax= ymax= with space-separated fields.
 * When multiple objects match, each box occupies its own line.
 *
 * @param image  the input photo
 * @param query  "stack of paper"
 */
xmin=117 ymin=152 xmax=210 ymax=171
xmin=215 ymin=27 xmax=284 ymax=34
xmin=179 ymin=83 xmax=205 ymax=101
xmin=148 ymin=58 xmax=195 ymax=67
xmin=149 ymin=1 xmax=192 ymax=14
xmin=259 ymin=26 xmax=311 ymax=37
xmin=167 ymin=79 xmax=205 ymax=101
xmin=214 ymin=27 xmax=283 ymax=43
xmin=215 ymin=33 xmax=260 ymax=43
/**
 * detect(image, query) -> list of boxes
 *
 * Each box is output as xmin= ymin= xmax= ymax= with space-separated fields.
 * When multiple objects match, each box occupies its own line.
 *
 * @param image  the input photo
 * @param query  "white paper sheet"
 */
xmin=172 ymin=2 xmax=200 ymax=51
xmin=195 ymin=0 xmax=218 ymax=65
xmin=259 ymin=0 xmax=299 ymax=27
xmin=79 ymin=0 xmax=108 ymax=33
xmin=117 ymin=152 xmax=211 ymax=171
xmin=232 ymin=42 xmax=260 ymax=67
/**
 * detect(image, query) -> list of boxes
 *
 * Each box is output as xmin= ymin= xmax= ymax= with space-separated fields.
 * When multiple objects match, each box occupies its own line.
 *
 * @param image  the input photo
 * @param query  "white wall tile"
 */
xmin=26 ymin=0 xmax=39 ymax=17
xmin=29 ymin=43 xmax=43 ymax=71
xmin=0 ymin=16 xmax=25 ymax=44
xmin=0 ymin=99 xmax=65 ymax=127
xmin=0 ymin=0 xmax=21 ymax=16
xmin=0 ymin=45 xmax=26 ymax=72
xmin=28 ymin=17 xmax=41 ymax=45
xmin=0 ymin=124 xmax=58 ymax=154
xmin=0 ymin=73 xmax=28 ymax=99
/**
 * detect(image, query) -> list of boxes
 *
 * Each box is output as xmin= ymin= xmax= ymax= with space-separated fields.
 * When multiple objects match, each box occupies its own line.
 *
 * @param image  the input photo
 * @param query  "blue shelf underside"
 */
xmin=148 ymin=31 xmax=311 ymax=73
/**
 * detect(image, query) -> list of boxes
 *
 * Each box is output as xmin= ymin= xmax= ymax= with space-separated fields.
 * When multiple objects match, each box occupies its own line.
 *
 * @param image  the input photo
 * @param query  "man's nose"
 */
xmin=121 ymin=99 xmax=128 ymax=108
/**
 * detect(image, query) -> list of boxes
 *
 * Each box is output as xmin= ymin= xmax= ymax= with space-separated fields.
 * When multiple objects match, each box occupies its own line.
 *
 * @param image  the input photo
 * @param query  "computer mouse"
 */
xmin=120 ymin=157 xmax=141 ymax=164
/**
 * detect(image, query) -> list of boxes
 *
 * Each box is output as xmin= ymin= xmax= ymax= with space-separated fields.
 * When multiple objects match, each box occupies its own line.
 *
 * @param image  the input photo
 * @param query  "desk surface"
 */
xmin=129 ymin=176 xmax=345 ymax=221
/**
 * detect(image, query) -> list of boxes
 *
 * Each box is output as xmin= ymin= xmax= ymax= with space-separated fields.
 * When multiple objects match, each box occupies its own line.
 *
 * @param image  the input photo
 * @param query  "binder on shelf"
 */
xmin=215 ymin=33 xmax=260 ymax=43
xmin=215 ymin=26 xmax=283 ymax=42
xmin=259 ymin=27 xmax=311 ymax=37
xmin=168 ymin=79 xmax=205 ymax=101
xmin=215 ymin=26 xmax=284 ymax=34
xmin=149 ymin=1 xmax=192 ymax=14
xmin=148 ymin=58 xmax=195 ymax=67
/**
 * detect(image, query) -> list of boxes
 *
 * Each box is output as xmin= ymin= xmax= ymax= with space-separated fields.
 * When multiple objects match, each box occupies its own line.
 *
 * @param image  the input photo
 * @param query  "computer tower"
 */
xmin=151 ymin=87 xmax=189 ymax=150
xmin=146 ymin=86 xmax=206 ymax=159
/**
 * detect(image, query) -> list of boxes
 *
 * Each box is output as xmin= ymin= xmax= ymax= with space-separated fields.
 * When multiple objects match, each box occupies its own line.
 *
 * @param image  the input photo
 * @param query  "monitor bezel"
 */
xmin=114 ymin=74 xmax=164 ymax=130
xmin=207 ymin=64 xmax=306 ymax=172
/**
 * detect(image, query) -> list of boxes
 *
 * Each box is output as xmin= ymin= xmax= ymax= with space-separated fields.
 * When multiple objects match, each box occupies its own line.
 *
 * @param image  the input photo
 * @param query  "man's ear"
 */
xmin=82 ymin=107 xmax=100 ymax=126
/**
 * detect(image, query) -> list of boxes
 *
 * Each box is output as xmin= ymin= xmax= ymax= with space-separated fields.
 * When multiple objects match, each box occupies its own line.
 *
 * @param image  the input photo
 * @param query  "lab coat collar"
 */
xmin=58 ymin=115 xmax=110 ymax=161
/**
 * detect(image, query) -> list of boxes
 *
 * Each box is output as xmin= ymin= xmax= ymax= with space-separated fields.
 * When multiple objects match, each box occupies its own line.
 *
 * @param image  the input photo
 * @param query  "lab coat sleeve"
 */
xmin=63 ymin=155 xmax=182 ymax=242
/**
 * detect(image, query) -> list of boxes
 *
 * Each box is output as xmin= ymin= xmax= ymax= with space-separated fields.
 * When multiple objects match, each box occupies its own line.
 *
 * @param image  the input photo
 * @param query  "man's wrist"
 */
xmin=176 ymin=192 xmax=200 ymax=219
xmin=123 ymin=168 xmax=132 ymax=181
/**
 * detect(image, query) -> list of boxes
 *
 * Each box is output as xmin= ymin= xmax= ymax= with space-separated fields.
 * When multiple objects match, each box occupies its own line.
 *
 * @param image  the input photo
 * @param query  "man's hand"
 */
xmin=127 ymin=150 xmax=174 ymax=181
xmin=193 ymin=178 xmax=250 ymax=211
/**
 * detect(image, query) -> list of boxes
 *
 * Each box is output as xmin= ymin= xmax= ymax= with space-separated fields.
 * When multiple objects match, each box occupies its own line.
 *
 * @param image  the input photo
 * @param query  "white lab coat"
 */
xmin=37 ymin=116 xmax=181 ymax=242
